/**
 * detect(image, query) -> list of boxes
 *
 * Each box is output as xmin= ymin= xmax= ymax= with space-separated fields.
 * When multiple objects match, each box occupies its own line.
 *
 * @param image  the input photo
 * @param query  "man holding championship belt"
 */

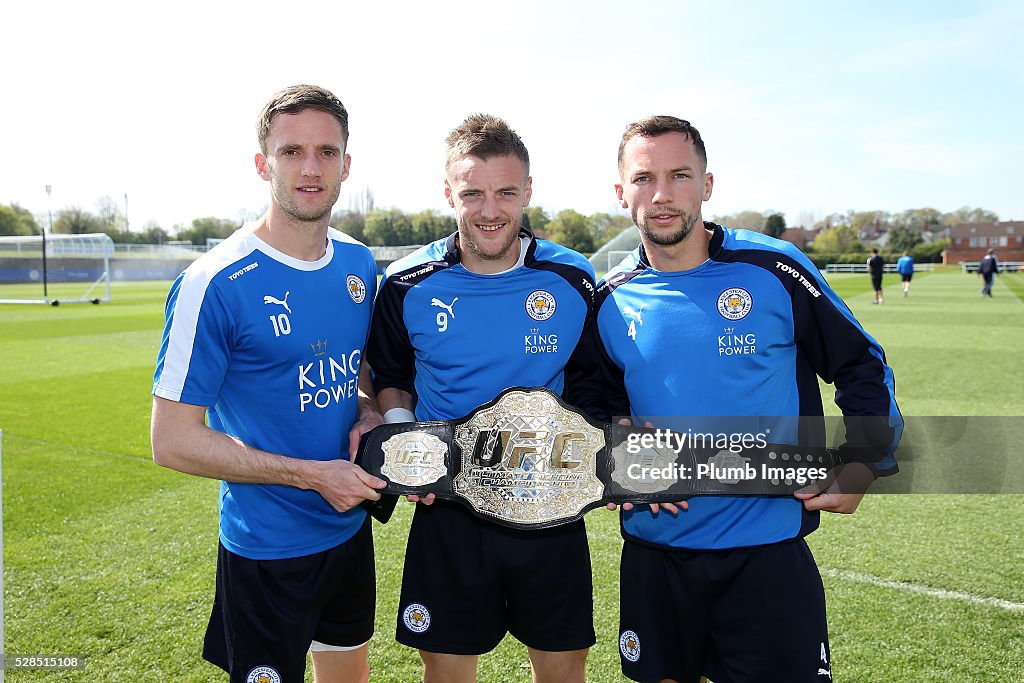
xmin=568 ymin=116 xmax=903 ymax=683
xmin=366 ymin=115 xmax=597 ymax=682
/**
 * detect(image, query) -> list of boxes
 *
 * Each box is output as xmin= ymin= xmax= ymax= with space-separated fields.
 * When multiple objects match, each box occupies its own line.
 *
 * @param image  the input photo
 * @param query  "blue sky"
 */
xmin=2 ymin=0 xmax=1021 ymax=232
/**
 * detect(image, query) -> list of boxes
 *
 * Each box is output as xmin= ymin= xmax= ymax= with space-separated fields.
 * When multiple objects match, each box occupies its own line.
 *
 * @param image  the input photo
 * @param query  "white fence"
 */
xmin=825 ymin=263 xmax=936 ymax=273
xmin=960 ymin=261 xmax=1022 ymax=273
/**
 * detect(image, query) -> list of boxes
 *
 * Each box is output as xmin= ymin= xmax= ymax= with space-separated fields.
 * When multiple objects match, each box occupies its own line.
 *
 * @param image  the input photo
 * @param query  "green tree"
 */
xmin=763 ymin=213 xmax=786 ymax=238
xmin=364 ymin=208 xmax=414 ymax=246
xmin=175 ymin=217 xmax=238 ymax=245
xmin=894 ymin=207 xmax=942 ymax=231
xmin=332 ymin=209 xmax=366 ymax=242
xmin=811 ymin=226 xmax=863 ymax=253
xmin=712 ymin=210 xmax=766 ymax=231
xmin=138 ymin=221 xmax=170 ymax=245
xmin=545 ymin=209 xmax=595 ymax=253
xmin=411 ymin=210 xmax=455 ymax=244
xmin=589 ymin=211 xmax=633 ymax=245
xmin=813 ymin=213 xmax=846 ymax=231
xmin=941 ymin=206 xmax=999 ymax=226
xmin=53 ymin=206 xmax=103 ymax=234
xmin=523 ymin=206 xmax=550 ymax=234
xmin=887 ymin=226 xmax=924 ymax=252
xmin=847 ymin=210 xmax=889 ymax=235
xmin=0 ymin=203 xmax=41 ymax=236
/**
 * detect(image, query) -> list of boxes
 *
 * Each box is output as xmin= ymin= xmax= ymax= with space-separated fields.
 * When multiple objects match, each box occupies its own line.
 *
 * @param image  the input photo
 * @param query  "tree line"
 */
xmin=0 ymin=197 xmax=634 ymax=254
xmin=0 ymin=198 xmax=1000 ymax=260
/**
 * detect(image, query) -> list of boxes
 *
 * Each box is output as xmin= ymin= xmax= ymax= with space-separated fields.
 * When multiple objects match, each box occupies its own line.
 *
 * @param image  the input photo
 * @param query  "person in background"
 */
xmin=868 ymin=247 xmax=885 ymax=304
xmin=896 ymin=249 xmax=915 ymax=296
xmin=979 ymin=248 xmax=999 ymax=297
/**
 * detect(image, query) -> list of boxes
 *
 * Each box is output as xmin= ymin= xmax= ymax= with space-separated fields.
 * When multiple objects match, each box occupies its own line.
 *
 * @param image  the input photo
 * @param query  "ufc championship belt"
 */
xmin=359 ymin=387 xmax=845 ymax=530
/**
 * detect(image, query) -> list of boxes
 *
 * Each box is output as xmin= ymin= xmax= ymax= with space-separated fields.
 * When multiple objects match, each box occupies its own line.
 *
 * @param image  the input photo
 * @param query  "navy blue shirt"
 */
xmin=569 ymin=223 xmax=901 ymax=550
xmin=367 ymin=229 xmax=595 ymax=421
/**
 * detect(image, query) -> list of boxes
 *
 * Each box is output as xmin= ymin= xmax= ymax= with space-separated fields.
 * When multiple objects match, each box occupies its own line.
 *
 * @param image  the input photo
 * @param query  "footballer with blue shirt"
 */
xmin=151 ymin=85 xmax=385 ymax=683
xmin=570 ymin=116 xmax=902 ymax=683
xmin=367 ymin=115 xmax=596 ymax=683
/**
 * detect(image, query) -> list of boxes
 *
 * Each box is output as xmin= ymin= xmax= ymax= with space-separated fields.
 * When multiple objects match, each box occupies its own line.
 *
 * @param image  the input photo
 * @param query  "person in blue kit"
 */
xmin=567 ymin=116 xmax=902 ymax=683
xmin=366 ymin=114 xmax=596 ymax=683
xmin=896 ymin=250 xmax=915 ymax=296
xmin=150 ymin=85 xmax=387 ymax=683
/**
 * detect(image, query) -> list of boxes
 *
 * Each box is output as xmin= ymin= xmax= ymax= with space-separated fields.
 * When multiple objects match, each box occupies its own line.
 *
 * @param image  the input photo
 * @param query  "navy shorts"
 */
xmin=901 ymin=273 xmax=913 ymax=282
xmin=871 ymin=274 xmax=883 ymax=291
xmin=618 ymin=537 xmax=831 ymax=683
xmin=203 ymin=518 xmax=375 ymax=682
xmin=395 ymin=500 xmax=595 ymax=654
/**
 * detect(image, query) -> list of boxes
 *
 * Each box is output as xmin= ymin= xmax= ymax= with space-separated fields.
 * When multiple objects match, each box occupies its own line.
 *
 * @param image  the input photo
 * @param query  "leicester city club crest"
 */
xmin=717 ymin=287 xmax=752 ymax=320
xmin=525 ymin=290 xmax=557 ymax=321
xmin=246 ymin=666 xmax=282 ymax=683
xmin=403 ymin=603 xmax=431 ymax=633
xmin=619 ymin=630 xmax=641 ymax=662
xmin=346 ymin=275 xmax=367 ymax=304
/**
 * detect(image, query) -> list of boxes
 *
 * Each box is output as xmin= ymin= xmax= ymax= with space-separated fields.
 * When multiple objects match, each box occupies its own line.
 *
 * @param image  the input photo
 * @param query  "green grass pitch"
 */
xmin=2 ymin=269 xmax=1022 ymax=681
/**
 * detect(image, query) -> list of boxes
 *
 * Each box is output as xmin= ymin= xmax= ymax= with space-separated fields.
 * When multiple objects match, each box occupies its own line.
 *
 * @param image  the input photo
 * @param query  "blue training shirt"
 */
xmin=153 ymin=224 xmax=377 ymax=560
xmin=367 ymin=229 xmax=594 ymax=421
xmin=896 ymin=255 xmax=915 ymax=275
xmin=568 ymin=223 xmax=901 ymax=550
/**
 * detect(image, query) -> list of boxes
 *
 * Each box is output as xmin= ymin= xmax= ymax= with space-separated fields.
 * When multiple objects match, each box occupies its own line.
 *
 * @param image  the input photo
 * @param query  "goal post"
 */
xmin=0 ymin=232 xmax=113 ymax=305
xmin=606 ymin=250 xmax=634 ymax=274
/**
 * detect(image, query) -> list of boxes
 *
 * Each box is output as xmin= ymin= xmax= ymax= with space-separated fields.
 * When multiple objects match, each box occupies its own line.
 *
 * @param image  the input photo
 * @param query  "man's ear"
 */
xmin=255 ymin=153 xmax=269 ymax=180
xmin=615 ymin=182 xmax=627 ymax=209
xmin=444 ymin=178 xmax=455 ymax=208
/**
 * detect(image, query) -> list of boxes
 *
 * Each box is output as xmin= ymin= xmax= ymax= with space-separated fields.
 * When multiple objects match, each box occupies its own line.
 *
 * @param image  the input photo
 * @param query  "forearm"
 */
xmin=378 ymin=387 xmax=415 ymax=413
xmin=150 ymin=397 xmax=326 ymax=490
xmin=356 ymin=362 xmax=382 ymax=422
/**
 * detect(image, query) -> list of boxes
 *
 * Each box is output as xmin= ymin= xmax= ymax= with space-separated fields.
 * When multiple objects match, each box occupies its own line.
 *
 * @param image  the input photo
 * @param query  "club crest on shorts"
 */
xmin=246 ymin=665 xmax=282 ymax=683
xmin=619 ymin=629 xmax=641 ymax=662
xmin=346 ymin=275 xmax=367 ymax=304
xmin=525 ymin=290 xmax=557 ymax=321
xmin=717 ymin=287 xmax=752 ymax=320
xmin=403 ymin=603 xmax=431 ymax=633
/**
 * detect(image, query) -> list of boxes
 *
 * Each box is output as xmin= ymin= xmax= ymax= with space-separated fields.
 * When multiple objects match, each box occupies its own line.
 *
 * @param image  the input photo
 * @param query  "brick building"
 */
xmin=944 ymin=221 xmax=1024 ymax=264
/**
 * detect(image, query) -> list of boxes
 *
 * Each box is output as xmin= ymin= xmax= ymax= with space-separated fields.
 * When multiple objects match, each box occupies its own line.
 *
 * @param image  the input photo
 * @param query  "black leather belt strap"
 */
xmin=358 ymin=387 xmax=842 ymax=530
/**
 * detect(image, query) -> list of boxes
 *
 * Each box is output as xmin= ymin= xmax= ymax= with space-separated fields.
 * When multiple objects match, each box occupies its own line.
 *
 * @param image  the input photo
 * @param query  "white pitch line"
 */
xmin=821 ymin=568 xmax=1024 ymax=612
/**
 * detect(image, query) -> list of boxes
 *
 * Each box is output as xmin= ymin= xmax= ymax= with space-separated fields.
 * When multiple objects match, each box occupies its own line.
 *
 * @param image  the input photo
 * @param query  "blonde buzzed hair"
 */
xmin=445 ymin=114 xmax=530 ymax=174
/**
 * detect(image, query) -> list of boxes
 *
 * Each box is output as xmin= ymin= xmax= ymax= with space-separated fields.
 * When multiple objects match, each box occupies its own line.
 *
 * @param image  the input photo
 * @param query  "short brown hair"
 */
xmin=257 ymin=85 xmax=349 ymax=154
xmin=445 ymin=114 xmax=530 ymax=174
xmin=618 ymin=115 xmax=707 ymax=173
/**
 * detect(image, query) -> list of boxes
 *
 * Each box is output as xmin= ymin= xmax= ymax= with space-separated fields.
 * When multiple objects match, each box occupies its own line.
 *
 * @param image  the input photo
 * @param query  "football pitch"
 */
xmin=1 ymin=269 xmax=1022 ymax=682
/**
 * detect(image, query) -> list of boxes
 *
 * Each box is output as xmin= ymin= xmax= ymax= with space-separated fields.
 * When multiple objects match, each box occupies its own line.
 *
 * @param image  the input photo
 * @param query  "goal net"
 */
xmin=0 ymin=232 xmax=114 ymax=305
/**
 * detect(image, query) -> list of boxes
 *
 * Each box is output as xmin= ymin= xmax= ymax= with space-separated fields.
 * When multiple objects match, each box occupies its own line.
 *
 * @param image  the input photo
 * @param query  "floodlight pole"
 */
xmin=43 ymin=185 xmax=52 ymax=301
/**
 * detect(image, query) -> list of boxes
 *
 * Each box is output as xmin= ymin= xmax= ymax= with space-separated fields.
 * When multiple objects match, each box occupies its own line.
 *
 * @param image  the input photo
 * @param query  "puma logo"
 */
xmin=431 ymin=297 xmax=458 ymax=318
xmin=623 ymin=303 xmax=646 ymax=325
xmin=263 ymin=291 xmax=291 ymax=314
